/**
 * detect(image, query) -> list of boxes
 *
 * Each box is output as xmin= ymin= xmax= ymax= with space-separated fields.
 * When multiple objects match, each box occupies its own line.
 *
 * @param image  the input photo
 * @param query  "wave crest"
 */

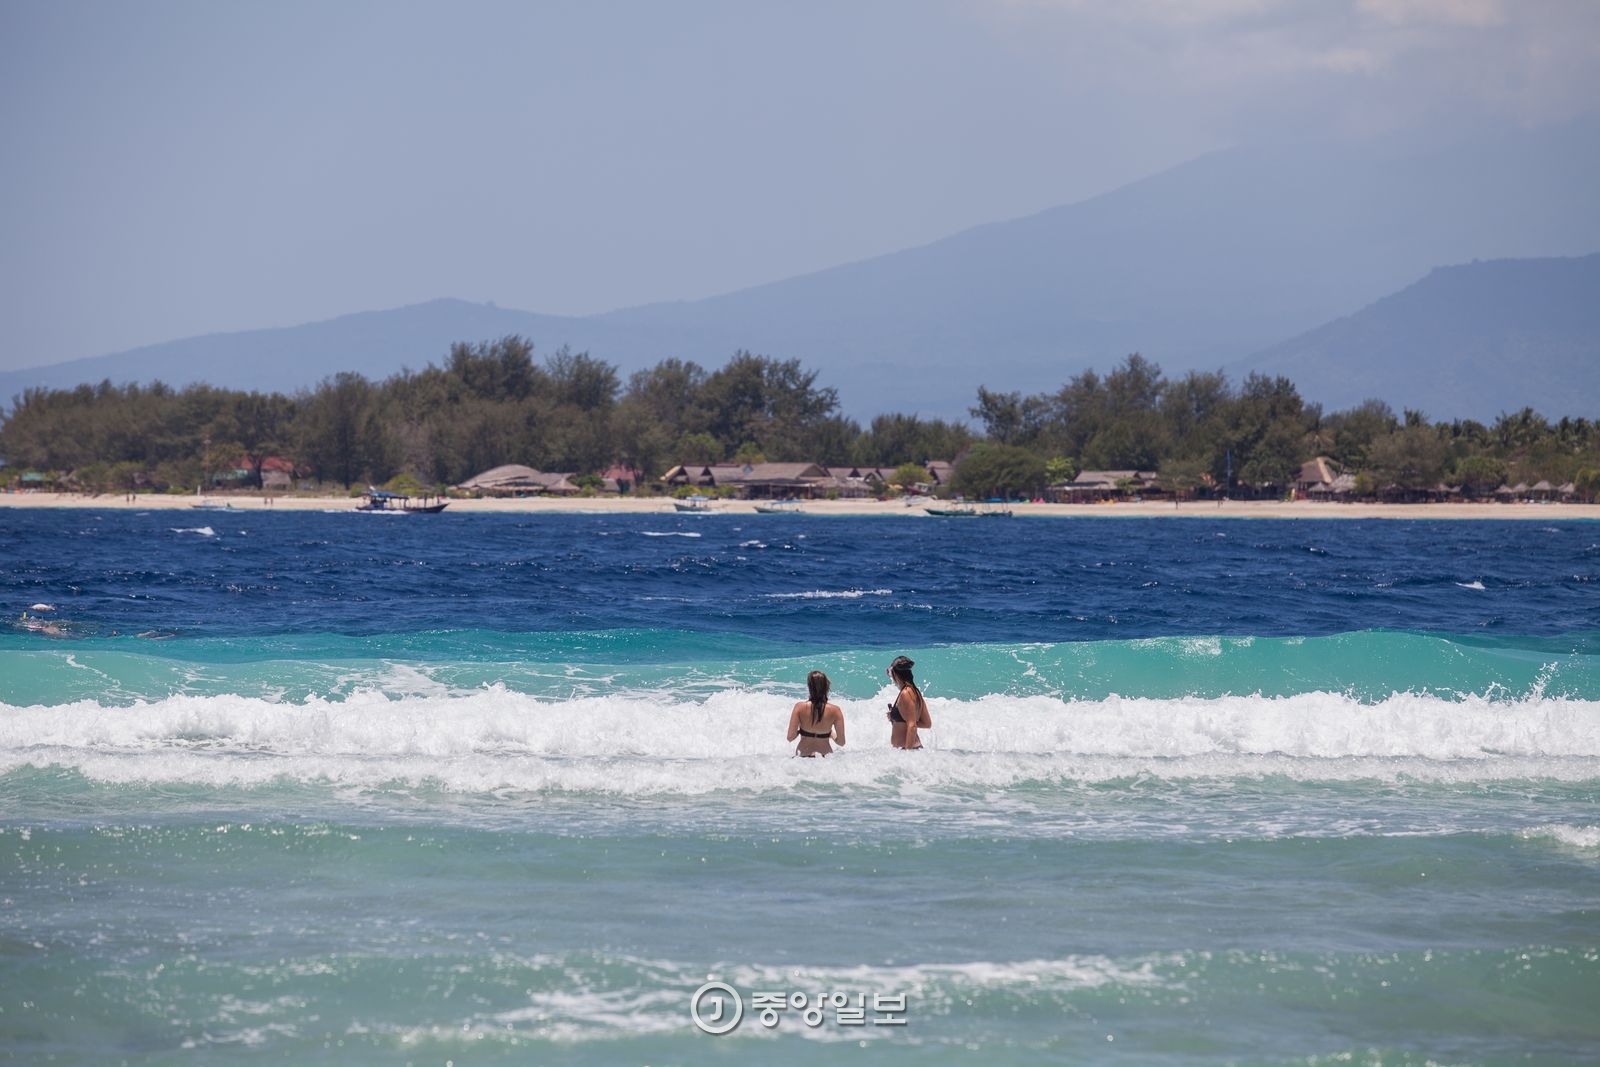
xmin=4 ymin=688 xmax=1596 ymax=795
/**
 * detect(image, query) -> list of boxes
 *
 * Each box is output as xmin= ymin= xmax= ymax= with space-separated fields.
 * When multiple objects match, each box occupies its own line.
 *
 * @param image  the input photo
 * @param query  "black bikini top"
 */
xmin=797 ymin=726 xmax=831 ymax=739
xmin=888 ymin=685 xmax=921 ymax=724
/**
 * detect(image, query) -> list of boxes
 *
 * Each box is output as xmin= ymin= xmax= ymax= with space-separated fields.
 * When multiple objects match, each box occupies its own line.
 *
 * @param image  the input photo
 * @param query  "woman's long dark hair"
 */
xmin=889 ymin=656 xmax=925 ymax=717
xmin=807 ymin=670 xmax=830 ymax=725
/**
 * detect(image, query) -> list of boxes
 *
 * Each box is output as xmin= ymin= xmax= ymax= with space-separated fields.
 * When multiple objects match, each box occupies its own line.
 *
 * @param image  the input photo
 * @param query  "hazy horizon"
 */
xmin=3 ymin=0 xmax=1599 ymax=374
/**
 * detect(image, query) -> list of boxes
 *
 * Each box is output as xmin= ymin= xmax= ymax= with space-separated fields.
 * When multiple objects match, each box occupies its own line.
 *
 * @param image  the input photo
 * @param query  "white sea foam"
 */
xmin=3 ymin=687 xmax=1597 ymax=795
xmin=1456 ymin=580 xmax=1487 ymax=590
xmin=721 ymin=955 xmax=1169 ymax=997
xmin=640 ymin=531 xmax=701 ymax=538
xmin=766 ymin=588 xmax=893 ymax=600
xmin=381 ymin=952 xmax=1173 ymax=1043
xmin=1520 ymin=823 xmax=1600 ymax=850
xmin=170 ymin=526 xmax=215 ymax=537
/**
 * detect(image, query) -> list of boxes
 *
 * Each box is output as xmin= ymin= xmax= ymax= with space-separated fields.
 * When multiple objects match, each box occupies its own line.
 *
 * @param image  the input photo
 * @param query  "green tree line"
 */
xmin=959 ymin=354 xmax=1600 ymax=500
xmin=1 ymin=341 xmax=1596 ymax=500
xmin=0 ymin=339 xmax=971 ymax=492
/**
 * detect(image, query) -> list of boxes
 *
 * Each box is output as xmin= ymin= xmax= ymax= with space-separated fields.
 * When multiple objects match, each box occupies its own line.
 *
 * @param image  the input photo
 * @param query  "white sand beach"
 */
xmin=3 ymin=491 xmax=1596 ymax=520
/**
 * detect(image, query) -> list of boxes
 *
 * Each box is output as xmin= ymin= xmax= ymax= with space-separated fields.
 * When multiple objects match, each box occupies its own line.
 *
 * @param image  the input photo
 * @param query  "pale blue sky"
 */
xmin=2 ymin=0 xmax=1597 ymax=372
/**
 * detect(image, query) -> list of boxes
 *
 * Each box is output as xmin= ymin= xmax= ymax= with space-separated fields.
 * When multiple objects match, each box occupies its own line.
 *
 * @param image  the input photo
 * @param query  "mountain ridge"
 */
xmin=2 ymin=121 xmax=1597 ymax=420
xmin=1232 ymin=253 xmax=1600 ymax=421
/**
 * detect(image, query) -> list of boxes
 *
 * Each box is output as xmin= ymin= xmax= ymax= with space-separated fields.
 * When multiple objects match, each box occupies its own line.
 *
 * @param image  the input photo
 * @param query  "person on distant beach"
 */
xmin=885 ymin=655 xmax=931 ymax=749
xmin=788 ymin=670 xmax=845 ymax=757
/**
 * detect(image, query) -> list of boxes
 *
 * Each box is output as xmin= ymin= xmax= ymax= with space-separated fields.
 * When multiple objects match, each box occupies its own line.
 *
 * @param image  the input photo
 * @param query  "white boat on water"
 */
xmin=673 ymin=495 xmax=715 ymax=513
xmin=752 ymin=498 xmax=805 ymax=514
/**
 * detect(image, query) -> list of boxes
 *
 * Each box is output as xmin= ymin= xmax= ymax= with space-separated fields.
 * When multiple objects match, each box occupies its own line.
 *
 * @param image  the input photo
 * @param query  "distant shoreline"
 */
xmin=2 ymin=491 xmax=1597 ymax=521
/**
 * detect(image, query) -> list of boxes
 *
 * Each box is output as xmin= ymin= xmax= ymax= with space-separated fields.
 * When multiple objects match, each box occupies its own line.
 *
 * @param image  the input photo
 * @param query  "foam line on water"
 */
xmin=1519 ymin=823 xmax=1600 ymax=850
xmin=3 ymin=688 xmax=1596 ymax=794
xmin=380 ymin=952 xmax=1175 ymax=1043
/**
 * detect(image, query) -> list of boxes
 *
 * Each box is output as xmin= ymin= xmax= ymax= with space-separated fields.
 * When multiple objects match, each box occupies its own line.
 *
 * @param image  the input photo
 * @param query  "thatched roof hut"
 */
xmin=1297 ymin=457 xmax=1339 ymax=493
xmin=455 ymin=464 xmax=578 ymax=495
xmin=662 ymin=462 xmax=835 ymax=498
xmin=1053 ymin=470 xmax=1160 ymax=501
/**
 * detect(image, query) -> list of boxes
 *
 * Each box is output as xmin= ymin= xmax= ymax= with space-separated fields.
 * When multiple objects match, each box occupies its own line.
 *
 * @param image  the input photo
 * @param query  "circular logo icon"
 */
xmin=689 ymin=981 xmax=744 ymax=1035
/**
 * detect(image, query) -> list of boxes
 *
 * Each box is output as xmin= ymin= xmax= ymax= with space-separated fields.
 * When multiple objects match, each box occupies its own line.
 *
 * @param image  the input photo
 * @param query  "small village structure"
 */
xmin=660 ymin=462 xmax=835 ymax=499
xmin=1050 ymin=470 xmax=1163 ymax=503
xmin=446 ymin=461 xmax=954 ymax=501
xmin=453 ymin=464 xmax=581 ymax=496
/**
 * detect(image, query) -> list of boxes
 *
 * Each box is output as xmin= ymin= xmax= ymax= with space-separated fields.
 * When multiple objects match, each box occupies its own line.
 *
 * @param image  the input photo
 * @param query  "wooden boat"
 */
xmin=753 ymin=499 xmax=805 ymax=514
xmin=673 ymin=495 xmax=714 ymax=512
xmin=924 ymin=506 xmax=978 ymax=517
xmin=356 ymin=490 xmax=449 ymax=513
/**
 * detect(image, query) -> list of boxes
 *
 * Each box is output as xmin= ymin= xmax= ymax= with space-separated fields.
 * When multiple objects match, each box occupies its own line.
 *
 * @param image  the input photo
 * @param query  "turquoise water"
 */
xmin=2 ymin=511 xmax=1597 ymax=1064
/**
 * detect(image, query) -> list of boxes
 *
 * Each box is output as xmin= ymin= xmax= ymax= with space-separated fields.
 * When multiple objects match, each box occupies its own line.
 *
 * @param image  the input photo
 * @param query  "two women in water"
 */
xmin=787 ymin=655 xmax=932 ymax=756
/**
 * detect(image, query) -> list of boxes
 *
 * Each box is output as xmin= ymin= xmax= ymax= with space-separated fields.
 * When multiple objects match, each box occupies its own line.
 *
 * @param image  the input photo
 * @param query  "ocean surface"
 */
xmin=1 ymin=508 xmax=1597 ymax=1065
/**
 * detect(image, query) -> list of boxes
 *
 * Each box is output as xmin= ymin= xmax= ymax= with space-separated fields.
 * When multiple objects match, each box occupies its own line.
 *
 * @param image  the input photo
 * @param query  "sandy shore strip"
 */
xmin=2 ymin=491 xmax=1596 ymax=520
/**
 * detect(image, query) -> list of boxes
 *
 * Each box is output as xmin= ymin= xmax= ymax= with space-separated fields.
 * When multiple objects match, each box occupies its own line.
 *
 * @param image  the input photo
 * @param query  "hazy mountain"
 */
xmin=0 ymin=300 xmax=586 ymax=402
xmin=592 ymin=121 xmax=1600 ymax=418
xmin=1232 ymin=254 xmax=1600 ymax=423
xmin=3 ymin=121 xmax=1597 ymax=419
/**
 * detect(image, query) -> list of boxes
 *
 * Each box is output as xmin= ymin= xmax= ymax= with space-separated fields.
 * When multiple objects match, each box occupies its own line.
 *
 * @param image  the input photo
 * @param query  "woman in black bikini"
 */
xmin=788 ymin=670 xmax=845 ymax=757
xmin=886 ymin=655 xmax=932 ymax=749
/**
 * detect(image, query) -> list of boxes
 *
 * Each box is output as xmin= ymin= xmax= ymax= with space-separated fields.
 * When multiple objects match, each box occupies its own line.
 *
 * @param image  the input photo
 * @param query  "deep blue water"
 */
xmin=5 ymin=509 xmax=1598 ymax=641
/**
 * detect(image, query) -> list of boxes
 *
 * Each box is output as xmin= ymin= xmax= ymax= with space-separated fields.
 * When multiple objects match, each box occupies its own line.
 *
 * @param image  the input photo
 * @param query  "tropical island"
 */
xmin=1 ymin=338 xmax=1596 ymax=513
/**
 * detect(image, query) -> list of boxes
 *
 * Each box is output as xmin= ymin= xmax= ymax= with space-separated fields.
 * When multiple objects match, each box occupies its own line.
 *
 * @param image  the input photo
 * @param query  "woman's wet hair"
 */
xmin=889 ymin=656 xmax=925 ymax=713
xmin=807 ymin=670 xmax=830 ymax=724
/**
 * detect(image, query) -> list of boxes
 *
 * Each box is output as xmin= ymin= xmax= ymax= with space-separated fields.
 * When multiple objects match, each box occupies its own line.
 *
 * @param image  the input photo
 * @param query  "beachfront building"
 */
xmin=246 ymin=456 xmax=299 ymax=491
xmin=16 ymin=470 xmax=60 ymax=492
xmin=1296 ymin=457 xmax=1340 ymax=498
xmin=661 ymin=460 xmax=957 ymax=499
xmin=1051 ymin=470 xmax=1162 ymax=503
xmin=1296 ymin=458 xmax=1364 ymax=501
xmin=828 ymin=466 xmax=888 ymax=498
xmin=662 ymin=462 xmax=835 ymax=499
xmin=455 ymin=464 xmax=580 ymax=497
xmin=831 ymin=463 xmax=951 ymax=498
xmin=662 ymin=464 xmax=713 ymax=490
xmin=735 ymin=462 xmax=835 ymax=499
xmin=601 ymin=465 xmax=645 ymax=494
xmin=661 ymin=464 xmax=732 ymax=490
xmin=1376 ymin=480 xmax=1460 ymax=503
xmin=1321 ymin=473 xmax=1359 ymax=500
xmin=837 ymin=465 xmax=936 ymax=497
